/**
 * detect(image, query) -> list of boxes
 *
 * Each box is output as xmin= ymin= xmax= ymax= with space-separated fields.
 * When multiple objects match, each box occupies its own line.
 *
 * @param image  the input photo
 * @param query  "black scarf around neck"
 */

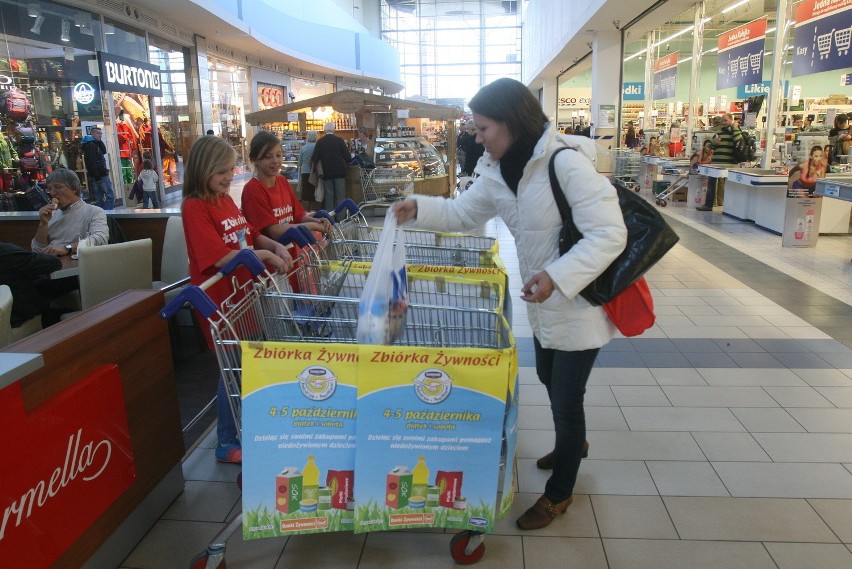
xmin=499 ymin=142 xmax=535 ymax=194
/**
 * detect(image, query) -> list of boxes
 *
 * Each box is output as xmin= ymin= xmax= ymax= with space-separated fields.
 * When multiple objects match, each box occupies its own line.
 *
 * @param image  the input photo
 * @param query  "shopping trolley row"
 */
xmin=163 ymin=231 xmax=517 ymax=567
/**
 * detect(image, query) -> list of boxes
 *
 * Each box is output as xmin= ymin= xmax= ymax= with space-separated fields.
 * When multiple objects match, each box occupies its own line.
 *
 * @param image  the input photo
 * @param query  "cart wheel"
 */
xmin=190 ymin=550 xmax=226 ymax=569
xmin=660 ymin=200 xmax=667 ymax=207
xmin=450 ymin=531 xmax=486 ymax=565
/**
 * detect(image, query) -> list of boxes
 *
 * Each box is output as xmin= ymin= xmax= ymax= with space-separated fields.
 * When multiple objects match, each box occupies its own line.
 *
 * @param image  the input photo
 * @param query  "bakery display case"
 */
xmin=374 ymin=137 xmax=447 ymax=179
xmin=280 ymin=140 xmax=304 ymax=184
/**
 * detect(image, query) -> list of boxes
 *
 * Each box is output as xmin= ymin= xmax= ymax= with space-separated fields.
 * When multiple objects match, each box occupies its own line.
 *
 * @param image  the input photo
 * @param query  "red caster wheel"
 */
xmin=450 ymin=530 xmax=486 ymax=565
xmin=190 ymin=550 xmax=226 ymax=569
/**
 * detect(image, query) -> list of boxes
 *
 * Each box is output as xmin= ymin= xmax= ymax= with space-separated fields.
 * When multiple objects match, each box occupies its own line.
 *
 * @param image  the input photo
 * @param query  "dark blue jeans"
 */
xmin=534 ymin=337 xmax=599 ymax=502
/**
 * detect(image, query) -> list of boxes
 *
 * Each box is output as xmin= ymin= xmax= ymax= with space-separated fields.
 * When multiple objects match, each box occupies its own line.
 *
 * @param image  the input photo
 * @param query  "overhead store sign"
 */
xmin=737 ymin=80 xmax=771 ymax=98
xmin=792 ymin=0 xmax=852 ymax=77
xmin=557 ymin=88 xmax=591 ymax=109
xmin=97 ymin=51 xmax=163 ymax=97
xmin=257 ymin=83 xmax=286 ymax=111
xmin=623 ymin=82 xmax=645 ymax=100
xmin=716 ymin=18 xmax=767 ymax=90
xmin=652 ymin=53 xmax=678 ymax=100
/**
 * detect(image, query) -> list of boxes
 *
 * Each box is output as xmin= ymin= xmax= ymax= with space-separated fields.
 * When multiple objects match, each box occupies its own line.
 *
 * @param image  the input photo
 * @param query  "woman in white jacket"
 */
xmin=393 ymin=78 xmax=627 ymax=530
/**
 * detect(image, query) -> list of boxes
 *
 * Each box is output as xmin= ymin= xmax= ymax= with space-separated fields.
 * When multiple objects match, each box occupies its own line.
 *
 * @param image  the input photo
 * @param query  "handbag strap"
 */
xmin=547 ymin=146 xmax=585 ymax=252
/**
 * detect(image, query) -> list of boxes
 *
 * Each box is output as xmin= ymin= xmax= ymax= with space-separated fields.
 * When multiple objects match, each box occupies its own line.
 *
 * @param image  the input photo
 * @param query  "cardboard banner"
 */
xmin=716 ymin=19 xmax=767 ymax=90
xmin=652 ymin=53 xmax=679 ymax=100
xmin=792 ymin=0 xmax=852 ymax=77
xmin=354 ymin=342 xmax=516 ymax=534
xmin=241 ymin=342 xmax=359 ymax=538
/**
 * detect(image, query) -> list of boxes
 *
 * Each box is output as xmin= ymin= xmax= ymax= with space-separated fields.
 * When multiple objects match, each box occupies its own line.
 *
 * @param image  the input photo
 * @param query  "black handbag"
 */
xmin=548 ymin=146 xmax=679 ymax=305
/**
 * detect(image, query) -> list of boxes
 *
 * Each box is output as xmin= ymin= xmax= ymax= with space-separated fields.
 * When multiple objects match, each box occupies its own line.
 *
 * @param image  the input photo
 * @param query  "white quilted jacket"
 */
xmin=409 ymin=124 xmax=627 ymax=350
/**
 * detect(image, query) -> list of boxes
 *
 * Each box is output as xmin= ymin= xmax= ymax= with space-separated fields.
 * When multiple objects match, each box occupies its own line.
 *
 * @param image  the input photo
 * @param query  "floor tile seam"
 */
xmin=661 ymin=214 xmax=852 ymax=310
xmin=804 ymin=497 xmax=849 ymax=547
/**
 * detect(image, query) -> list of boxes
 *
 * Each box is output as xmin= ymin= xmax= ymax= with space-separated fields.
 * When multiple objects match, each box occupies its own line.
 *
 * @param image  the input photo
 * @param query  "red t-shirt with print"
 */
xmin=241 ymin=175 xmax=306 ymax=232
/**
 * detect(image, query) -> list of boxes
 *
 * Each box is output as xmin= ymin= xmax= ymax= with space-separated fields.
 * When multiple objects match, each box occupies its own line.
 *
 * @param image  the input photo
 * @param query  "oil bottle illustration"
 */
xmin=411 ymin=456 xmax=430 ymax=506
xmin=302 ymin=455 xmax=320 ymax=501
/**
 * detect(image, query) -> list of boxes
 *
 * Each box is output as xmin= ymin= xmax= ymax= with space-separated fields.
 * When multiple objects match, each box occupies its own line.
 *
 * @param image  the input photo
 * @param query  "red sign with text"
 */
xmin=0 ymin=365 xmax=136 ymax=567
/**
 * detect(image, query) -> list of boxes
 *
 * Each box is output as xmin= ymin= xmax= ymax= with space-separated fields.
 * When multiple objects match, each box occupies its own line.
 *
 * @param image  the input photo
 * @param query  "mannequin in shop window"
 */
xmin=0 ymin=121 xmax=19 ymax=192
xmin=116 ymin=109 xmax=139 ymax=185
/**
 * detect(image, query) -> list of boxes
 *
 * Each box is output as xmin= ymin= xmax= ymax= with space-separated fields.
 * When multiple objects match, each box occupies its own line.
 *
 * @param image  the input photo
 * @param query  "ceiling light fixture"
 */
xmin=27 ymin=4 xmax=40 ymax=17
xmin=61 ymin=19 xmax=71 ymax=42
xmin=104 ymin=24 xmax=115 ymax=35
xmin=29 ymin=14 xmax=44 ymax=34
xmin=722 ymin=0 xmax=751 ymax=14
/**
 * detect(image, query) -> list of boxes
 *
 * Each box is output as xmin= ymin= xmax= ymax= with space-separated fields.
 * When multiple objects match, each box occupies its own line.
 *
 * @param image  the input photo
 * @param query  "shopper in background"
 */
xmin=460 ymin=119 xmax=485 ymax=176
xmin=828 ymin=114 xmax=850 ymax=166
xmin=298 ymin=130 xmax=321 ymax=211
xmin=624 ymin=121 xmax=638 ymax=149
xmin=311 ymin=122 xmax=350 ymax=212
xmin=698 ymin=112 xmax=742 ymax=211
xmin=642 ymin=136 xmax=664 ymax=157
xmin=81 ymin=127 xmax=115 ymax=210
xmin=392 ymin=77 xmax=627 ymax=531
xmin=242 ymin=131 xmax=331 ymax=242
xmin=181 ymin=135 xmax=294 ymax=464
xmin=137 ymin=159 xmax=160 ymax=209
xmin=456 ymin=120 xmax=472 ymax=174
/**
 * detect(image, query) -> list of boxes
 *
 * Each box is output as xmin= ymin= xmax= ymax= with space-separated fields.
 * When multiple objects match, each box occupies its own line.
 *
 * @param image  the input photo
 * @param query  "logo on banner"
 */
xmin=298 ymin=367 xmax=337 ymax=401
xmin=73 ymin=82 xmax=96 ymax=105
xmin=97 ymin=51 xmax=163 ymax=97
xmin=413 ymin=369 xmax=452 ymax=404
xmin=623 ymin=82 xmax=644 ymax=100
xmin=653 ymin=53 xmax=679 ymax=99
xmin=257 ymin=84 xmax=285 ymax=110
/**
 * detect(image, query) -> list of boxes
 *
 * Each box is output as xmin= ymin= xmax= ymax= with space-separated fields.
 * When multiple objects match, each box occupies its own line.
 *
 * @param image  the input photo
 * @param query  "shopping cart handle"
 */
xmin=277 ymin=226 xmax=313 ymax=248
xmin=313 ymin=209 xmax=336 ymax=225
xmin=161 ymin=285 xmax=218 ymax=319
xmin=220 ymin=248 xmax=267 ymax=277
xmin=296 ymin=225 xmax=318 ymax=244
xmin=334 ymin=199 xmax=360 ymax=217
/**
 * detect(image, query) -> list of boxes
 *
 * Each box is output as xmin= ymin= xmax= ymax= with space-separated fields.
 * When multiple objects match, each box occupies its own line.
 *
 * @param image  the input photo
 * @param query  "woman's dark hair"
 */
xmin=249 ymin=130 xmax=280 ymax=162
xmin=142 ymin=159 xmax=153 ymax=170
xmin=468 ymin=78 xmax=548 ymax=150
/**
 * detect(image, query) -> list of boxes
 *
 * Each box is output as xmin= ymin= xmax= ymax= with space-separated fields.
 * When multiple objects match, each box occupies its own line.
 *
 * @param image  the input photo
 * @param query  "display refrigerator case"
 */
xmin=280 ymin=140 xmax=304 ymax=184
xmin=374 ymin=137 xmax=447 ymax=179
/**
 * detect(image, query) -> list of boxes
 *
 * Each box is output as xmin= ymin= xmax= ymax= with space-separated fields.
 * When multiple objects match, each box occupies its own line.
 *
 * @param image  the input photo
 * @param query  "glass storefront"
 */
xmin=0 ymin=0 xmax=101 ymax=195
xmin=208 ymin=57 xmax=249 ymax=171
xmin=149 ymin=36 xmax=192 ymax=191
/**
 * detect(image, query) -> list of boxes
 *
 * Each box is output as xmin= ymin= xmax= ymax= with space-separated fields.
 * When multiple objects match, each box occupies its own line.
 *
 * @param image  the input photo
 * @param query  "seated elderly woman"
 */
xmin=31 ymin=168 xmax=109 ymax=257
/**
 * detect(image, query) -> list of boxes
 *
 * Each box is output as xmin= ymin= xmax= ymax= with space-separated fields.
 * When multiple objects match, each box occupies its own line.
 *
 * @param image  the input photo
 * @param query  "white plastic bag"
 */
xmin=356 ymin=209 xmax=408 ymax=344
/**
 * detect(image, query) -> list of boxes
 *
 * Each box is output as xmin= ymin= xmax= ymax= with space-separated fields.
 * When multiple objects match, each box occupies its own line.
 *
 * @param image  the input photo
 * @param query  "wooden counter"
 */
xmin=0 ymin=212 xmax=178 ymax=280
xmin=0 ymin=289 xmax=184 ymax=568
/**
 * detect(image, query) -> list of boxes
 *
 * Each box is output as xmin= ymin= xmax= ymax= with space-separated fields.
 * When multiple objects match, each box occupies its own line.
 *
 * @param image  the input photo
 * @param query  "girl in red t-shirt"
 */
xmin=241 ymin=131 xmax=332 ymax=241
xmin=181 ymin=135 xmax=294 ymax=464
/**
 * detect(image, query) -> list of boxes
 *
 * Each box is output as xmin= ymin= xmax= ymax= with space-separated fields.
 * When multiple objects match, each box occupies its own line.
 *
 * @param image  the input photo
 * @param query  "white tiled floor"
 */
xmin=120 ymin=187 xmax=852 ymax=568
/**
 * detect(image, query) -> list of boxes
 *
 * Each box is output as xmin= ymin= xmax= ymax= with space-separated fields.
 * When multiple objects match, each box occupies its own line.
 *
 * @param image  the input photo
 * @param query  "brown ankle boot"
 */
xmin=535 ymin=440 xmax=589 ymax=470
xmin=516 ymin=495 xmax=573 ymax=530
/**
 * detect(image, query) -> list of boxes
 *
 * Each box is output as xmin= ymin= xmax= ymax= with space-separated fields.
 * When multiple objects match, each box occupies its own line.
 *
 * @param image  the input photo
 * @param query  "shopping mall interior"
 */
xmin=0 ymin=1 xmax=850 ymax=568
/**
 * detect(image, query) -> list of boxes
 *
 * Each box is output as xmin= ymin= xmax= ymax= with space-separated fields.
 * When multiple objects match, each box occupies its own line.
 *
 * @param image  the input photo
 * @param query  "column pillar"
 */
xmin=590 ymin=30 xmax=623 ymax=148
xmin=590 ymin=30 xmax=622 ymax=174
xmin=540 ymin=77 xmax=558 ymax=124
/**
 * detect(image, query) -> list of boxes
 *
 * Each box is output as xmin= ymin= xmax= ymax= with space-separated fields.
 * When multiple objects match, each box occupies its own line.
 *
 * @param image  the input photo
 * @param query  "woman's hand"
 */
xmin=256 ymin=247 xmax=293 ymax=274
xmin=391 ymin=199 xmax=417 ymax=224
xmin=521 ymin=271 xmax=554 ymax=304
xmin=304 ymin=218 xmax=332 ymax=234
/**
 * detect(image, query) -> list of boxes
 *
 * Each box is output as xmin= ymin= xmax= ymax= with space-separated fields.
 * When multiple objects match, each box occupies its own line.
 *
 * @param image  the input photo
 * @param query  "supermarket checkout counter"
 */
xmin=724 ymin=169 xmax=852 ymax=235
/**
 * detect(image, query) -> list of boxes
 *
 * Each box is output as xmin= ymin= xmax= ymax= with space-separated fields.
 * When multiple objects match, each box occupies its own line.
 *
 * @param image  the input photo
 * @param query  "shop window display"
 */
xmin=0 ymin=3 xmax=103 ymax=209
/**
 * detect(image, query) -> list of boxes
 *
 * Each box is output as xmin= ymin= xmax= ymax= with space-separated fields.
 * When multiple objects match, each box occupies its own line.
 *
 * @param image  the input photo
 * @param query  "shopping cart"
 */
xmin=652 ymin=159 xmax=691 ymax=207
xmin=162 ymin=249 xmax=516 ymax=567
xmin=749 ymin=51 xmax=762 ymax=75
xmin=611 ymin=148 xmax=642 ymax=191
xmin=359 ymin=167 xmax=415 ymax=204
